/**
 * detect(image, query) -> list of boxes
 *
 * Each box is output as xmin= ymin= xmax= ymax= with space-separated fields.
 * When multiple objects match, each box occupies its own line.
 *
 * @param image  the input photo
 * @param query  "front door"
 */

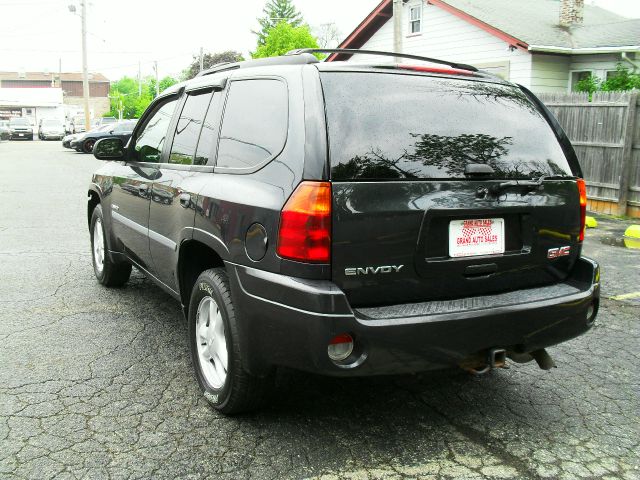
xmin=110 ymin=97 xmax=179 ymax=271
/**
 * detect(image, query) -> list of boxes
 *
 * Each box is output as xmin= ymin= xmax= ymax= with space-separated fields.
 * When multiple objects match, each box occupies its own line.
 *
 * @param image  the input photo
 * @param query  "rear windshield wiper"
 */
xmin=489 ymin=175 xmax=569 ymax=195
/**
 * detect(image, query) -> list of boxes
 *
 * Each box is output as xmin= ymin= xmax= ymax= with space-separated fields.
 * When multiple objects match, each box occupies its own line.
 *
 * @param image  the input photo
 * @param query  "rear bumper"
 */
xmin=228 ymin=257 xmax=600 ymax=376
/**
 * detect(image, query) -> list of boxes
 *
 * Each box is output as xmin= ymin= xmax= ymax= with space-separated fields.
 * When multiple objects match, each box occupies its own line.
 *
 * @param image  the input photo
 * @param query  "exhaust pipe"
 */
xmin=531 ymin=349 xmax=556 ymax=370
xmin=507 ymin=349 xmax=557 ymax=370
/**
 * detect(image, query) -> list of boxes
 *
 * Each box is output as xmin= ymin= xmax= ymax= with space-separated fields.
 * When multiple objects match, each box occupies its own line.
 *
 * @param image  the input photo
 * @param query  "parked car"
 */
xmin=93 ymin=116 xmax=117 ymax=128
xmin=87 ymin=49 xmax=600 ymax=414
xmin=70 ymin=115 xmax=88 ymax=134
xmin=8 ymin=117 xmax=34 ymax=140
xmin=70 ymin=125 xmax=109 ymax=151
xmin=73 ymin=120 xmax=137 ymax=153
xmin=62 ymin=133 xmax=79 ymax=148
xmin=38 ymin=118 xmax=66 ymax=140
xmin=0 ymin=120 xmax=9 ymax=141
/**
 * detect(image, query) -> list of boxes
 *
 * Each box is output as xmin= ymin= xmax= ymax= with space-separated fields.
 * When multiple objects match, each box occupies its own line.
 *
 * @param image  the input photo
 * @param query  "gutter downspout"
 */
xmin=621 ymin=52 xmax=639 ymax=72
xmin=393 ymin=0 xmax=403 ymax=62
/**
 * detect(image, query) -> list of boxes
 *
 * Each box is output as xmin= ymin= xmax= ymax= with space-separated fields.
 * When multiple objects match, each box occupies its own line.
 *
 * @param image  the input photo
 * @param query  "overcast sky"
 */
xmin=0 ymin=0 xmax=638 ymax=81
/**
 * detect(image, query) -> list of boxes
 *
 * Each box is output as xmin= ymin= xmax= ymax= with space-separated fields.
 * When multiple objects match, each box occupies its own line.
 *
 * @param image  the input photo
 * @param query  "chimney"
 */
xmin=559 ymin=0 xmax=584 ymax=27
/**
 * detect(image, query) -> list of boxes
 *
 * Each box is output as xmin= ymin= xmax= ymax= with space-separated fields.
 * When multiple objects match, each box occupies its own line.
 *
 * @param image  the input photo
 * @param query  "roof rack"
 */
xmin=196 ymin=53 xmax=319 ymax=78
xmin=286 ymin=48 xmax=478 ymax=73
xmin=195 ymin=62 xmax=239 ymax=78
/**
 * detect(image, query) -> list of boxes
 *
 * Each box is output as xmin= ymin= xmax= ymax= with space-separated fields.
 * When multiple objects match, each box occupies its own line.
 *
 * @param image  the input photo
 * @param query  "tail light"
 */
xmin=577 ymin=178 xmax=587 ymax=242
xmin=277 ymin=181 xmax=331 ymax=263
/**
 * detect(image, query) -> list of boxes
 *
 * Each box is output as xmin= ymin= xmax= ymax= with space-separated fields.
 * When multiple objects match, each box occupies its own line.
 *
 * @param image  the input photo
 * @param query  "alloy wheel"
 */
xmin=195 ymin=296 xmax=228 ymax=389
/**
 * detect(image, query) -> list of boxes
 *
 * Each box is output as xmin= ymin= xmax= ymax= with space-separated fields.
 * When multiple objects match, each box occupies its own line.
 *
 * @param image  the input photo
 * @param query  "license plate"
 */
xmin=18 ymin=133 xmax=24 ymax=137
xmin=449 ymin=218 xmax=505 ymax=258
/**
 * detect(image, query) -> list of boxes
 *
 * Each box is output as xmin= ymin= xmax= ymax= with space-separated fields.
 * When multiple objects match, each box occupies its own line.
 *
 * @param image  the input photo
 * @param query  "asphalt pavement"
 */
xmin=0 ymin=140 xmax=638 ymax=480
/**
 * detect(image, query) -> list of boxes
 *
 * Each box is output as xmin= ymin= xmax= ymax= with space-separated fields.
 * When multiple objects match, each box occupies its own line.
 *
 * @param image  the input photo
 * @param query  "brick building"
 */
xmin=0 ymin=71 xmax=110 ymax=122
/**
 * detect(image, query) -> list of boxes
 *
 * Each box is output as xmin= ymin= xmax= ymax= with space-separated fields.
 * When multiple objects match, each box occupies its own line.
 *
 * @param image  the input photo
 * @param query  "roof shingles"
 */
xmin=440 ymin=0 xmax=640 ymax=49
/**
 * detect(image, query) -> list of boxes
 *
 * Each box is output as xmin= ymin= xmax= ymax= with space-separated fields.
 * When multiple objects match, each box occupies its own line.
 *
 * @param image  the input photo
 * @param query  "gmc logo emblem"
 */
xmin=547 ymin=246 xmax=571 ymax=259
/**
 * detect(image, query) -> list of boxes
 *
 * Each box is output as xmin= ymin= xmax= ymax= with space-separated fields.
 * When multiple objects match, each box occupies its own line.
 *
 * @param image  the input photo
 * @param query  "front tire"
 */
xmin=90 ymin=204 xmax=131 ymax=287
xmin=188 ymin=268 xmax=272 ymax=415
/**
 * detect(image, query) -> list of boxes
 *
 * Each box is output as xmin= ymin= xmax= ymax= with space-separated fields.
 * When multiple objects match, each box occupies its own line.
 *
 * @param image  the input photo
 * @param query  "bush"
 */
xmin=575 ymin=64 xmax=640 ymax=98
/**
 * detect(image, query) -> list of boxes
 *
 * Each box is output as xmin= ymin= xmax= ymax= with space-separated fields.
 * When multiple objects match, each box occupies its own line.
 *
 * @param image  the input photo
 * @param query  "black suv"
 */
xmin=88 ymin=49 xmax=600 ymax=414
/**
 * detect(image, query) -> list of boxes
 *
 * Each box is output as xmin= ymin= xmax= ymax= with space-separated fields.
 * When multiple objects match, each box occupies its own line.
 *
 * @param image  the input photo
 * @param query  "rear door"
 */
xmin=148 ymin=87 xmax=224 ymax=290
xmin=321 ymin=71 xmax=582 ymax=307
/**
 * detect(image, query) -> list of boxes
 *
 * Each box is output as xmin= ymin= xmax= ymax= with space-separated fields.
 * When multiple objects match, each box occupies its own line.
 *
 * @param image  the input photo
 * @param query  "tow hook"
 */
xmin=488 ymin=348 xmax=506 ymax=368
xmin=461 ymin=348 xmax=507 ymax=375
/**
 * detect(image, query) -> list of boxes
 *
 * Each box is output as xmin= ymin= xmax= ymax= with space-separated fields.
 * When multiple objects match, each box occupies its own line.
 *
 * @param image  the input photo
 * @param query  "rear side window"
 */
xmin=194 ymin=91 xmax=223 ymax=166
xmin=216 ymin=79 xmax=288 ymax=169
xmin=169 ymin=90 xmax=213 ymax=165
xmin=321 ymin=72 xmax=573 ymax=180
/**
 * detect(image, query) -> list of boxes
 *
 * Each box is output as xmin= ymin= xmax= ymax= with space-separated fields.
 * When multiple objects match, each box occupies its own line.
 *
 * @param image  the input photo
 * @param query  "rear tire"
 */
xmin=83 ymin=138 xmax=95 ymax=153
xmin=90 ymin=204 xmax=132 ymax=287
xmin=188 ymin=268 xmax=272 ymax=415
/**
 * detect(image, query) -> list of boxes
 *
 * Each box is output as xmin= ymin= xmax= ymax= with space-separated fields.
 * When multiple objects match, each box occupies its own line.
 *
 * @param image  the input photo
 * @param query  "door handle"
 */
xmin=179 ymin=193 xmax=191 ymax=208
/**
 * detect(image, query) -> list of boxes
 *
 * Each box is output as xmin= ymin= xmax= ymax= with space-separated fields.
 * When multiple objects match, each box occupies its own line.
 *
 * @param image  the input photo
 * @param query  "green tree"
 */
xmin=252 ymin=21 xmax=320 ymax=59
xmin=182 ymin=50 xmax=244 ymax=80
xmin=107 ymin=75 xmax=178 ymax=119
xmin=253 ymin=0 xmax=303 ymax=46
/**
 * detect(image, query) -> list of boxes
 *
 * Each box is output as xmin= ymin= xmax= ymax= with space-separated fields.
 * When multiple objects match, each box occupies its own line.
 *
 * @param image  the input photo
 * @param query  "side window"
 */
xmin=194 ymin=91 xmax=223 ymax=166
xmin=133 ymin=99 xmax=177 ymax=163
xmin=168 ymin=90 xmax=213 ymax=165
xmin=217 ymin=79 xmax=288 ymax=169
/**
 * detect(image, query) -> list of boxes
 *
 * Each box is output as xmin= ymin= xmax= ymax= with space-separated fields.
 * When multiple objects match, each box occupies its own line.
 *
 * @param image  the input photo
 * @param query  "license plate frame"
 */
xmin=449 ymin=218 xmax=505 ymax=258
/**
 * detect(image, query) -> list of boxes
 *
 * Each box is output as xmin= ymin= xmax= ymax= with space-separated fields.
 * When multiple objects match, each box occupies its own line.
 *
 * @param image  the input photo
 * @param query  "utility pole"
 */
xmin=138 ymin=60 xmax=141 ymax=97
xmin=393 ymin=0 xmax=403 ymax=62
xmin=80 ymin=0 xmax=91 ymax=131
xmin=153 ymin=61 xmax=159 ymax=97
xmin=199 ymin=47 xmax=204 ymax=72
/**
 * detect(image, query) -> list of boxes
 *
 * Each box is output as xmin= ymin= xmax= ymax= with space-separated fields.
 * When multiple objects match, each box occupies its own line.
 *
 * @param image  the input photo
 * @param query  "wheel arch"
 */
xmin=87 ymin=187 xmax=101 ymax=229
xmin=178 ymin=239 xmax=227 ymax=315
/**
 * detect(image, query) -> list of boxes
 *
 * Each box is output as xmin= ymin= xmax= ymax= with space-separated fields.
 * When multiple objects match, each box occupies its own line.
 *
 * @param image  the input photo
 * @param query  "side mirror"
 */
xmin=93 ymin=137 xmax=125 ymax=161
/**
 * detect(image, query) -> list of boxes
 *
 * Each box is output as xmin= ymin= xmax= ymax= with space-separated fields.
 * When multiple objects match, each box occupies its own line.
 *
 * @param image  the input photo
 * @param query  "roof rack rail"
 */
xmin=286 ymin=48 xmax=478 ymax=73
xmin=195 ymin=62 xmax=238 ymax=78
xmin=196 ymin=53 xmax=320 ymax=78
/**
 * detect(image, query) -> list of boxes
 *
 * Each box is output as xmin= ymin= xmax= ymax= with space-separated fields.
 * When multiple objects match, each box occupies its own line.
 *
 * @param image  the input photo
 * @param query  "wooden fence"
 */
xmin=539 ymin=91 xmax=640 ymax=218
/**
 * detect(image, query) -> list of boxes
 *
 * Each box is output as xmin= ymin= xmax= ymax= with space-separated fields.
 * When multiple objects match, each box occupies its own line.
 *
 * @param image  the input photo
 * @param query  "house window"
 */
xmin=409 ymin=4 xmax=422 ymax=34
xmin=606 ymin=70 xmax=620 ymax=80
xmin=570 ymin=70 xmax=593 ymax=91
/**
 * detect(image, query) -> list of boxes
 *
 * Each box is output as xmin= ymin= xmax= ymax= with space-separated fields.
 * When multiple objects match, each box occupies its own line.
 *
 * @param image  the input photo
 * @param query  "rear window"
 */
xmin=321 ymin=72 xmax=572 ymax=180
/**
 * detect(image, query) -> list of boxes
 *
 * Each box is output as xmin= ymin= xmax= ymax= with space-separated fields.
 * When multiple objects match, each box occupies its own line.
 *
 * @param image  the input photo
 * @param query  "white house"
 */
xmin=327 ymin=0 xmax=640 ymax=93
